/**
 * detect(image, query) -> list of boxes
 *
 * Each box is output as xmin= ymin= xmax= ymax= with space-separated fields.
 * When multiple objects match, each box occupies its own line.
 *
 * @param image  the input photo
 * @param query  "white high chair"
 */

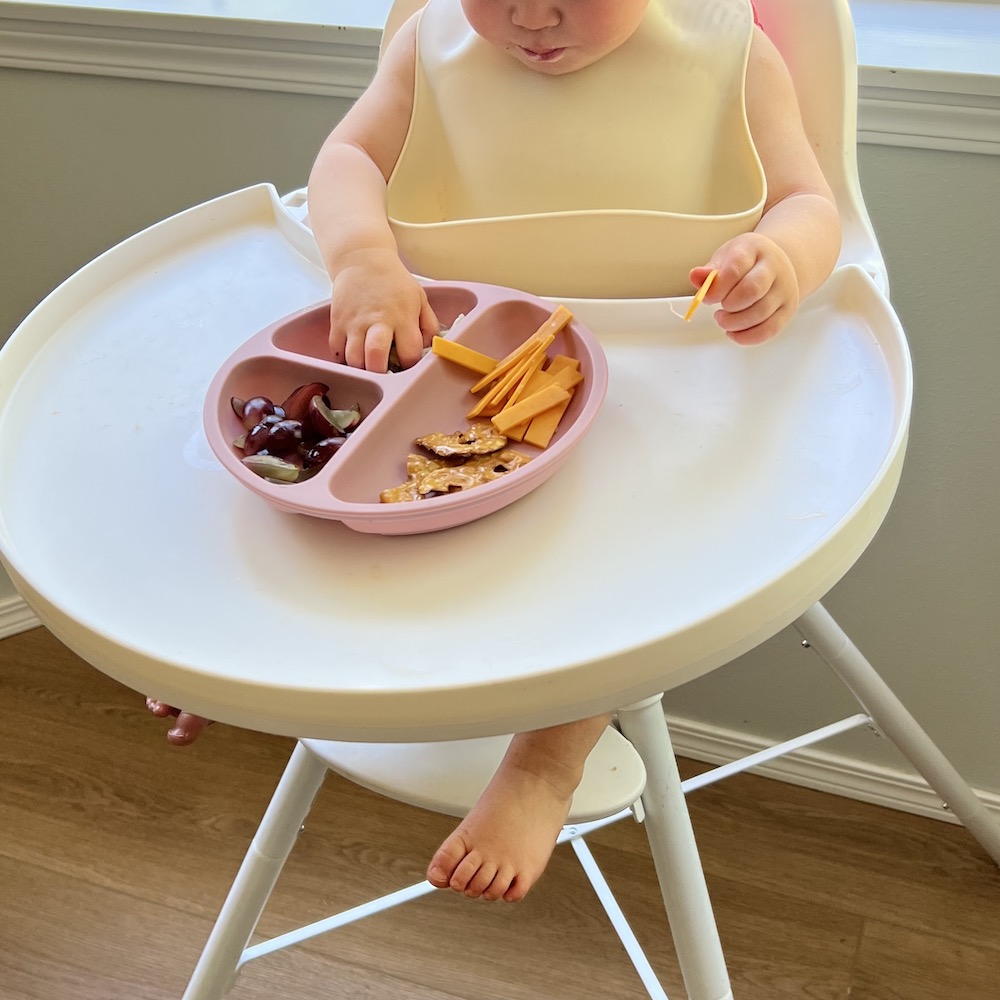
xmin=0 ymin=2 xmax=996 ymax=1000
xmin=174 ymin=3 xmax=999 ymax=999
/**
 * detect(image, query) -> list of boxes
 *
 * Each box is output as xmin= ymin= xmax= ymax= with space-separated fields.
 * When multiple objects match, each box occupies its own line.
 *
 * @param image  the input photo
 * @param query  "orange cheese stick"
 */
xmin=547 ymin=354 xmax=580 ymax=373
xmin=504 ymin=363 xmax=584 ymax=440
xmin=503 ymin=370 xmax=554 ymax=441
xmin=503 ymin=421 xmax=531 ymax=443
xmin=491 ymin=384 xmax=570 ymax=435
xmin=684 ymin=268 xmax=718 ymax=322
xmin=524 ymin=389 xmax=576 ymax=448
xmin=503 ymin=343 xmax=555 ymax=410
xmin=467 ymin=335 xmax=554 ymax=418
xmin=431 ymin=336 xmax=498 ymax=375
xmin=469 ymin=305 xmax=573 ymax=394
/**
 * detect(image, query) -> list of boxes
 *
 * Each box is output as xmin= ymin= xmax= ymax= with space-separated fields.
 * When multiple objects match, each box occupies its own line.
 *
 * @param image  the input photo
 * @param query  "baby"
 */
xmin=150 ymin=0 xmax=841 ymax=904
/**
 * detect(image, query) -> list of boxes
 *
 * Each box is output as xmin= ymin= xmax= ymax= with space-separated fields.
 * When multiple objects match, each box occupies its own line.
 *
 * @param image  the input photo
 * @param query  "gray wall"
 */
xmin=1 ymin=67 xmax=998 ymax=793
xmin=668 ymin=146 xmax=1000 ymax=791
xmin=1 ymin=66 xmax=348 ymax=366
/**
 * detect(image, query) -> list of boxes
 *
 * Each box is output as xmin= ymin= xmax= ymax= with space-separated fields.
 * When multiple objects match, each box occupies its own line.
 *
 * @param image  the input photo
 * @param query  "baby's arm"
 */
xmin=691 ymin=29 xmax=842 ymax=345
xmin=307 ymin=14 xmax=438 ymax=372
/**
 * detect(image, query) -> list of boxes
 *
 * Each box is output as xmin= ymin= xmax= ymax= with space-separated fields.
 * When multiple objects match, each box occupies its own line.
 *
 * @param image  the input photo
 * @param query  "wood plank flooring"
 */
xmin=2 ymin=626 xmax=998 ymax=999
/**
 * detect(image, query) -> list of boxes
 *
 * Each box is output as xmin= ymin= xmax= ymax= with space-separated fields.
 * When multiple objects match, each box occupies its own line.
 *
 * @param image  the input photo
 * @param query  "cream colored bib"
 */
xmin=387 ymin=0 xmax=764 ymax=298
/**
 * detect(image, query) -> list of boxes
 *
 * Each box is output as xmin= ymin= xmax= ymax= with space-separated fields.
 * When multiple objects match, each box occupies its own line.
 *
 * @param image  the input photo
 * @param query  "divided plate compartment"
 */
xmin=203 ymin=281 xmax=609 ymax=534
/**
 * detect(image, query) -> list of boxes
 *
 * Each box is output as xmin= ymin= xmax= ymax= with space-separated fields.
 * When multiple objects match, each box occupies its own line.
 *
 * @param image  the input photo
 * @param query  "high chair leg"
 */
xmin=182 ymin=741 xmax=329 ymax=999
xmin=794 ymin=601 xmax=1000 ymax=867
xmin=617 ymin=696 xmax=735 ymax=1000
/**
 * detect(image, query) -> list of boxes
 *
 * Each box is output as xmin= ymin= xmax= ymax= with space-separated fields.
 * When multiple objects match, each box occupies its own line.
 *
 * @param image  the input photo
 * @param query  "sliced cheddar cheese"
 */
xmin=491 ymin=384 xmax=570 ymax=435
xmin=523 ymin=390 xmax=575 ymax=448
xmin=546 ymin=354 xmax=581 ymax=374
xmin=431 ymin=337 xmax=498 ymax=375
xmin=469 ymin=305 xmax=573 ymax=394
xmin=467 ymin=335 xmax=554 ymax=418
xmin=502 ymin=364 xmax=583 ymax=440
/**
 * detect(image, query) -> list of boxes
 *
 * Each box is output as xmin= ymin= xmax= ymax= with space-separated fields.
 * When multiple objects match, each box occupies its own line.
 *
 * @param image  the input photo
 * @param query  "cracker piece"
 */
xmin=416 ymin=422 xmax=507 ymax=457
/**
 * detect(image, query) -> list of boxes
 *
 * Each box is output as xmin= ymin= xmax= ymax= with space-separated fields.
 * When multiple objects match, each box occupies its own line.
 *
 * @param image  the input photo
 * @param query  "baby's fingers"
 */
xmin=723 ymin=270 xmax=776 ymax=315
xmin=689 ymin=264 xmax=719 ymax=297
xmin=360 ymin=322 xmax=395 ymax=373
xmin=380 ymin=290 xmax=440 ymax=370
xmin=392 ymin=316 xmax=430 ymax=370
xmin=690 ymin=244 xmax=755 ymax=304
xmin=717 ymin=299 xmax=793 ymax=345
xmin=328 ymin=304 xmax=348 ymax=364
xmin=419 ymin=287 xmax=440 ymax=348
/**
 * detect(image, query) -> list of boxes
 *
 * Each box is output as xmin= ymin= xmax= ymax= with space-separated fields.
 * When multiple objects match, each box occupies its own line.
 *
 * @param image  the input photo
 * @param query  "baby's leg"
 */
xmin=145 ymin=698 xmax=214 ymax=746
xmin=427 ymin=713 xmax=613 ymax=902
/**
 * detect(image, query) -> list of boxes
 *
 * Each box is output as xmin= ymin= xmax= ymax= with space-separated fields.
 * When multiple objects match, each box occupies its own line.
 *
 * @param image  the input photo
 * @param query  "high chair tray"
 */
xmin=0 ymin=184 xmax=911 ymax=743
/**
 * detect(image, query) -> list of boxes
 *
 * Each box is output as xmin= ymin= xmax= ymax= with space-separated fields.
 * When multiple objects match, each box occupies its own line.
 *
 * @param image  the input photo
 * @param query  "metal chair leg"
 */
xmin=794 ymin=601 xmax=1000 ymax=867
xmin=182 ymin=741 xmax=329 ymax=999
xmin=570 ymin=836 xmax=670 ymax=1000
xmin=617 ymin=696 xmax=735 ymax=1000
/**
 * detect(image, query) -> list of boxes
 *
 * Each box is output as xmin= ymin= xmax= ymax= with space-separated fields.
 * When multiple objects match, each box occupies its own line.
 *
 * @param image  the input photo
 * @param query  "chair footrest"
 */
xmin=302 ymin=726 xmax=646 ymax=823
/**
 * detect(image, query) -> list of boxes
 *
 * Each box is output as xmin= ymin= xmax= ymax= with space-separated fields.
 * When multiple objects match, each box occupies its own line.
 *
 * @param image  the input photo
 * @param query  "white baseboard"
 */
xmin=0 ymin=593 xmax=41 ymax=640
xmin=1 ymin=590 xmax=995 ymax=826
xmin=666 ymin=713 xmax=1000 ymax=827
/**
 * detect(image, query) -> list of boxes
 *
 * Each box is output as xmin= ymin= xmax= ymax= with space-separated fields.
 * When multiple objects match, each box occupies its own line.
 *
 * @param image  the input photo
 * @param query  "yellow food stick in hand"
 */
xmin=685 ymin=269 xmax=718 ymax=322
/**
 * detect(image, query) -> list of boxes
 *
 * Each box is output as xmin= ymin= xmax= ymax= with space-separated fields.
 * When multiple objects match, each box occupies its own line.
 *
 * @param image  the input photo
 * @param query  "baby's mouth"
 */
xmin=519 ymin=46 xmax=567 ymax=63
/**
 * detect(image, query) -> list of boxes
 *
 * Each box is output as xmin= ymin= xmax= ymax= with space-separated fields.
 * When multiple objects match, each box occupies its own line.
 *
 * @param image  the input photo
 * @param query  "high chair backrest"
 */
xmin=378 ymin=0 xmax=888 ymax=293
xmin=752 ymin=0 xmax=886 ymax=290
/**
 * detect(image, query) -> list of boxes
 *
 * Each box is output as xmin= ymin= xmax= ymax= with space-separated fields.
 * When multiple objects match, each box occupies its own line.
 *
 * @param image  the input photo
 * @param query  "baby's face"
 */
xmin=461 ymin=0 xmax=649 ymax=75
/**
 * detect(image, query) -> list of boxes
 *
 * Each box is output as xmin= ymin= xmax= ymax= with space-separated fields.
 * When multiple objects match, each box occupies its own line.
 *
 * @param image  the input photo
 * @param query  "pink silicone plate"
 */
xmin=203 ymin=280 xmax=609 ymax=534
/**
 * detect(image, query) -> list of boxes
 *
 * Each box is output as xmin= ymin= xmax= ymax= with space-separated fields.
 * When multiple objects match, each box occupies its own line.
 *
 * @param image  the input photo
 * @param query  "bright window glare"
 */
xmin=10 ymin=0 xmax=1000 ymax=76
xmin=10 ymin=1 xmax=395 ymax=26
xmin=852 ymin=0 xmax=1000 ymax=75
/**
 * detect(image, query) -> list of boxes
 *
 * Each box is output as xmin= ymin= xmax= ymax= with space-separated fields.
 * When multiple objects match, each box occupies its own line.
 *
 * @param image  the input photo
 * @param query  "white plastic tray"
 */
xmin=0 ymin=183 xmax=911 ymax=742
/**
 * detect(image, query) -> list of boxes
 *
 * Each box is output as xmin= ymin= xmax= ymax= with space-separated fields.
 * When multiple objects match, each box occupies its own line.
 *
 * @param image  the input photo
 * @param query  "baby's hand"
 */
xmin=690 ymin=233 xmax=799 ymax=345
xmin=328 ymin=249 xmax=439 ymax=372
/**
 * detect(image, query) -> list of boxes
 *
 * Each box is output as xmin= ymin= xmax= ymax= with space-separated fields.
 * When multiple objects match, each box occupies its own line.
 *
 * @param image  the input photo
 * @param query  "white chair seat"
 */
xmin=303 ymin=725 xmax=646 ymax=824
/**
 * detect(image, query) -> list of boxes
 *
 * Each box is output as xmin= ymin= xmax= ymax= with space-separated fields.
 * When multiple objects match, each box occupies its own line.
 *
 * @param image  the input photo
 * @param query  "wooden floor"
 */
xmin=2 ymin=626 xmax=998 ymax=1000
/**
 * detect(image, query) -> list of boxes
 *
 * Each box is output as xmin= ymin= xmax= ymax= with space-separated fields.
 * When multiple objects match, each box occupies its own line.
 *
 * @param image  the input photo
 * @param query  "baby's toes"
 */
xmin=145 ymin=698 xmax=177 ymax=718
xmin=502 ymin=874 xmax=528 ymax=903
xmin=464 ymin=861 xmax=498 ymax=899
xmin=449 ymin=850 xmax=484 ymax=893
xmin=427 ymin=834 xmax=469 ymax=888
xmin=166 ymin=712 xmax=211 ymax=746
xmin=482 ymin=864 xmax=517 ymax=902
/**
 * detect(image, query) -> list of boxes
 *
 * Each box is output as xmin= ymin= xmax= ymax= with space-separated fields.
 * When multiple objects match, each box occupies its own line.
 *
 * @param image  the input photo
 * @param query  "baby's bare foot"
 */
xmin=427 ymin=757 xmax=574 ymax=902
xmin=145 ymin=698 xmax=214 ymax=746
xmin=423 ymin=714 xmax=616 ymax=904
xmin=427 ymin=719 xmax=610 ymax=902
